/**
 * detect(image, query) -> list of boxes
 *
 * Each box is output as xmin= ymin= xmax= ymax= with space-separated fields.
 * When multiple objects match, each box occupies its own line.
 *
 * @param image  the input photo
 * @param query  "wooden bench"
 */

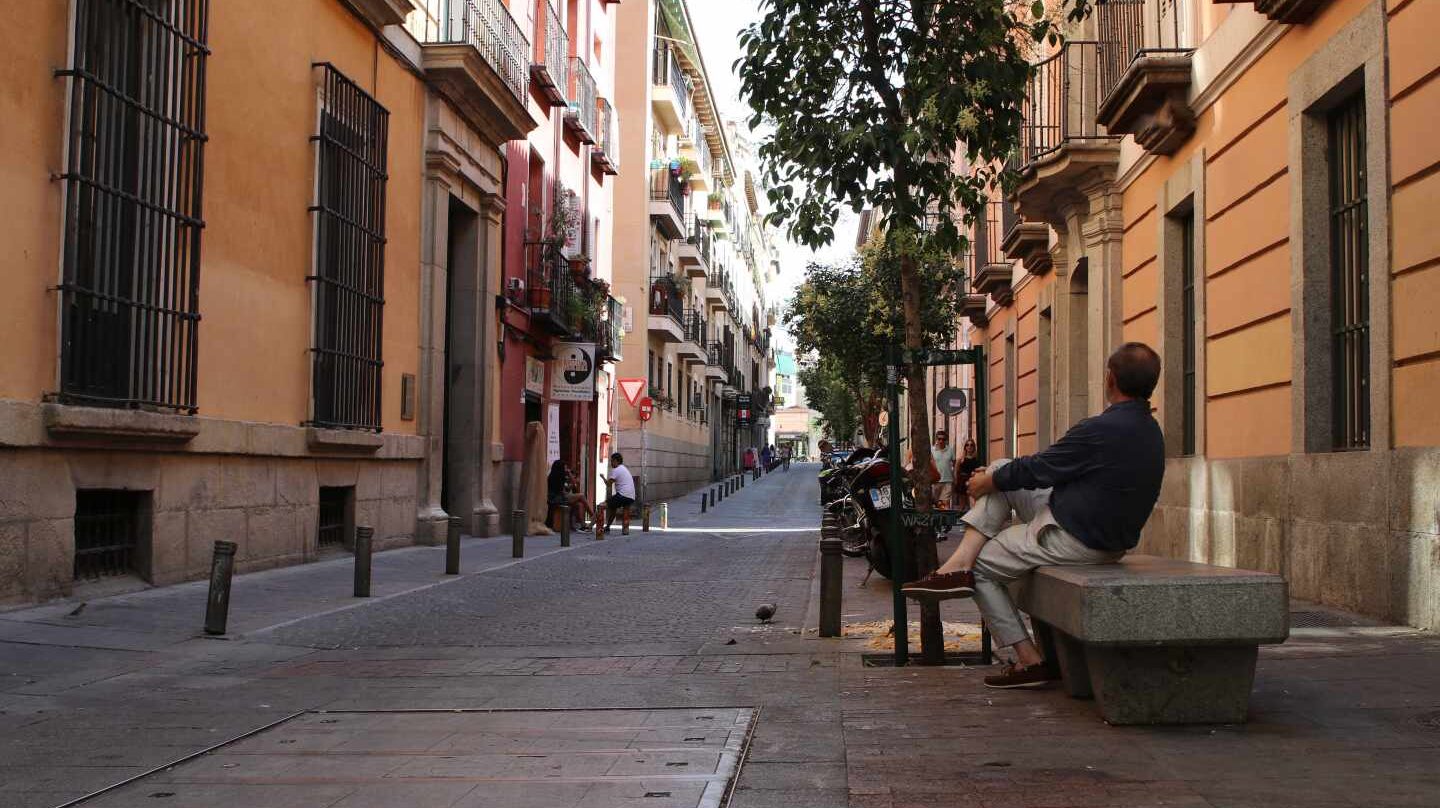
xmin=1016 ymin=555 xmax=1289 ymax=725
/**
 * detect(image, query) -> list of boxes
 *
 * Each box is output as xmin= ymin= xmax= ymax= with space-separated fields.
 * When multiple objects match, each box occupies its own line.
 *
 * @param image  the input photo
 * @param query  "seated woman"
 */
xmin=546 ymin=460 xmax=595 ymax=531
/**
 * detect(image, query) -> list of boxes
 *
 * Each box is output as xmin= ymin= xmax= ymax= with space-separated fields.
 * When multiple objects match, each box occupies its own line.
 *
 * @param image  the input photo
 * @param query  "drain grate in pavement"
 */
xmin=1288 ymin=610 xmax=1380 ymax=629
xmin=72 ymin=708 xmax=756 ymax=808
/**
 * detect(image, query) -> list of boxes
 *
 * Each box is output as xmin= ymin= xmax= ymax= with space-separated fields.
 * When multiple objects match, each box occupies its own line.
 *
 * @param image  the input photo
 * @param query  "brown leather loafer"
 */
xmin=900 ymin=570 xmax=976 ymax=600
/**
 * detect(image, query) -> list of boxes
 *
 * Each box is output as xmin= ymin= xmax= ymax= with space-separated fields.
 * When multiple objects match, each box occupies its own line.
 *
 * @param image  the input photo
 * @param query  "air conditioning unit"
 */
xmin=506 ymin=277 xmax=526 ymax=301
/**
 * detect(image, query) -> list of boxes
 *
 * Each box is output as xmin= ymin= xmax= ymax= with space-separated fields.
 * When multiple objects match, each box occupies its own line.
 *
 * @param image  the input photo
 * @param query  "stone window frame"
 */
xmin=1288 ymin=3 xmax=1391 ymax=454
xmin=1156 ymin=153 xmax=1206 ymax=458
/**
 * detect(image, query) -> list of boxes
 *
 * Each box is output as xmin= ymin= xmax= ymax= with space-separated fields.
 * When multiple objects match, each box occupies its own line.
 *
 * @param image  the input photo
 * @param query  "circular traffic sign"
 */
xmin=935 ymin=387 xmax=968 ymax=416
xmin=638 ymin=396 xmax=654 ymax=422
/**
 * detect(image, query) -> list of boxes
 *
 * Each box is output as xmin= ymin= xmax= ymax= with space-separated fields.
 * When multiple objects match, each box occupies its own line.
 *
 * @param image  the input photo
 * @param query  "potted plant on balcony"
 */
xmin=707 ymin=191 xmax=723 ymax=211
xmin=528 ymin=277 xmax=552 ymax=311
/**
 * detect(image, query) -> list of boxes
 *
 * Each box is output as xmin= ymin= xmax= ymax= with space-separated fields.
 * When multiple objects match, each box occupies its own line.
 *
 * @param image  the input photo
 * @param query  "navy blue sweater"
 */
xmin=992 ymin=399 xmax=1165 ymax=552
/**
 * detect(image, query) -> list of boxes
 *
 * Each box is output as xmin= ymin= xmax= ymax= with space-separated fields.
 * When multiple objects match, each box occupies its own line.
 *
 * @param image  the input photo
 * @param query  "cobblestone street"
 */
xmin=2 ymin=466 xmax=1439 ymax=807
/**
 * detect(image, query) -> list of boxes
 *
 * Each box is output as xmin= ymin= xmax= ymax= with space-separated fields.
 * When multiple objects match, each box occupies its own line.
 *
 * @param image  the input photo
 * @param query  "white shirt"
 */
xmin=931 ymin=443 xmax=956 ymax=483
xmin=609 ymin=464 xmax=636 ymax=499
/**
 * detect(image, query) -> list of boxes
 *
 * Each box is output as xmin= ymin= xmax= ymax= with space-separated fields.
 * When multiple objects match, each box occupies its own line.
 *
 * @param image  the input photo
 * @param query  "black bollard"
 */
xmin=354 ymin=526 xmax=373 ymax=597
xmin=203 ymin=540 xmax=238 ymax=636
xmin=641 ymin=505 xmax=651 ymax=532
xmin=700 ymin=493 xmax=707 ymax=514
xmin=709 ymin=489 xmax=715 ymax=508
xmin=819 ymin=537 xmax=844 ymax=637
xmin=446 ymin=516 xmax=462 ymax=575
xmin=559 ymin=507 xmax=572 ymax=547
xmin=511 ymin=510 xmax=526 ymax=558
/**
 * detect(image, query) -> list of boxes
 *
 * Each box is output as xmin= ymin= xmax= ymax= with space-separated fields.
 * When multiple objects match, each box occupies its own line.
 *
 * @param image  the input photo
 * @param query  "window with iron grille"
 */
xmin=1328 ymin=92 xmax=1368 ymax=450
xmin=57 ymin=0 xmax=210 ymax=412
xmin=309 ymin=64 xmax=389 ymax=431
xmin=74 ymin=490 xmax=149 ymax=581
xmin=1180 ymin=213 xmax=1197 ymax=456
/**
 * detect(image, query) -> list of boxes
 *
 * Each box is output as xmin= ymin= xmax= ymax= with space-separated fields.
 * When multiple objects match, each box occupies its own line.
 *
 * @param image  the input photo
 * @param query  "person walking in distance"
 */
xmin=902 ymin=344 xmax=1166 ymax=690
xmin=602 ymin=453 xmax=636 ymax=536
xmin=955 ymin=439 xmax=984 ymax=511
xmin=929 ymin=429 xmax=958 ymax=511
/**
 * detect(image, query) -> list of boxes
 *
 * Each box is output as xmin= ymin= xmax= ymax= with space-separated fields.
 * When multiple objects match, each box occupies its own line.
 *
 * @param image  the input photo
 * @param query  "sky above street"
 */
xmin=686 ymin=0 xmax=858 ymax=351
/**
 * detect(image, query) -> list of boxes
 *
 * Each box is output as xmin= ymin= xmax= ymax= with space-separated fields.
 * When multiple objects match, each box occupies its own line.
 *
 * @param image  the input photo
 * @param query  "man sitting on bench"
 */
xmin=903 ymin=343 xmax=1166 ymax=690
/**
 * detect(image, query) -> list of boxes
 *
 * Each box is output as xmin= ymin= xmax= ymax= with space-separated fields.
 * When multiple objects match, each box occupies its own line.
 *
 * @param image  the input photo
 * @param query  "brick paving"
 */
xmin=1 ymin=464 xmax=1438 ymax=807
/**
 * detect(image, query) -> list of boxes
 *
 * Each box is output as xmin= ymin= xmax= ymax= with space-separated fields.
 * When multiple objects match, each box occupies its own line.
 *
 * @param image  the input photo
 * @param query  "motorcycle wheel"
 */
xmin=866 ymin=530 xmax=920 ymax=582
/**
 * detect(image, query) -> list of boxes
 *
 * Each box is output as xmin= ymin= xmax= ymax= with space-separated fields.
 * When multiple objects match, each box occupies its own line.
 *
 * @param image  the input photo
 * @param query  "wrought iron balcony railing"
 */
xmin=525 ymin=244 xmax=584 ymax=335
xmin=652 ymin=41 xmax=691 ymax=122
xmin=685 ymin=309 xmax=706 ymax=345
xmin=593 ymin=96 xmax=619 ymax=175
xmin=412 ymin=0 xmax=529 ymax=103
xmin=648 ymin=275 xmax=685 ymax=327
xmin=565 ymin=55 xmax=597 ymax=143
xmin=650 ymin=166 xmax=686 ymax=217
xmin=530 ymin=0 xmax=567 ymax=106
xmin=1019 ymin=40 xmax=1114 ymax=167
xmin=688 ymin=214 xmax=712 ymax=267
xmin=1096 ymin=0 xmax=1193 ymax=106
xmin=597 ymin=295 xmax=623 ymax=362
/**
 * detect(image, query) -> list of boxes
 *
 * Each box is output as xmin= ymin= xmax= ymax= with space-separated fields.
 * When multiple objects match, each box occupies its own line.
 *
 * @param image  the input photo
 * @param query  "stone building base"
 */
xmin=616 ymin=429 xmax=711 ymax=503
xmin=1139 ymin=448 xmax=1440 ymax=631
xmin=0 ymin=404 xmax=424 ymax=607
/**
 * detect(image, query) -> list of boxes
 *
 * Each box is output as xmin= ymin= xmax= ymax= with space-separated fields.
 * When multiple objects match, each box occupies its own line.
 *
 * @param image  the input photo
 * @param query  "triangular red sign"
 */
xmin=618 ymin=378 xmax=647 ymax=407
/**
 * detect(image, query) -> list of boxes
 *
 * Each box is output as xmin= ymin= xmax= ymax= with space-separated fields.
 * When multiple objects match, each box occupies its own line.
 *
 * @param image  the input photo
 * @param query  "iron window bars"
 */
xmin=308 ymin=64 xmax=389 ymax=432
xmin=1329 ymin=92 xmax=1369 ymax=450
xmin=73 ymin=490 xmax=145 ymax=581
xmin=1181 ymin=213 xmax=1197 ymax=456
xmin=56 ymin=0 xmax=210 ymax=413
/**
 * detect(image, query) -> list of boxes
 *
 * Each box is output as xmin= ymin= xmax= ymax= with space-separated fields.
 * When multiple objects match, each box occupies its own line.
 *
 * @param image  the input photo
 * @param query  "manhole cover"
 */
xmin=75 ymin=708 xmax=757 ymax=808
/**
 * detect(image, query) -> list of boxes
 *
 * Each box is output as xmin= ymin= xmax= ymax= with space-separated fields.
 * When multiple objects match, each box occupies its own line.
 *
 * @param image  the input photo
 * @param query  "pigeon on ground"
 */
xmin=755 ymin=603 xmax=776 ymax=622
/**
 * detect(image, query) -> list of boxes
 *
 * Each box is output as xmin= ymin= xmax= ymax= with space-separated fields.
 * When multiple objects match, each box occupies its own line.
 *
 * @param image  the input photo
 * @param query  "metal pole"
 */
xmin=974 ymin=346 xmax=988 ymax=463
xmin=819 ymin=537 xmax=843 ymax=637
xmin=886 ymin=346 xmax=909 ymax=666
xmin=511 ymin=510 xmax=526 ymax=558
xmin=559 ymin=506 xmax=572 ymax=547
xmin=642 ymin=504 xmax=651 ymax=532
xmin=203 ymin=540 xmax=237 ymax=636
xmin=353 ymin=526 xmax=373 ymax=598
xmin=445 ymin=516 xmax=461 ymax=575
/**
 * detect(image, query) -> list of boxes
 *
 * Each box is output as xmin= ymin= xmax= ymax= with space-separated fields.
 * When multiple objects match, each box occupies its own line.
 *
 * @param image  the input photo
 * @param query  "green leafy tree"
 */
xmin=797 ymin=356 xmax=865 ymax=444
xmin=740 ymin=0 xmax=1088 ymax=504
xmin=742 ymin=0 xmax=1091 ymax=660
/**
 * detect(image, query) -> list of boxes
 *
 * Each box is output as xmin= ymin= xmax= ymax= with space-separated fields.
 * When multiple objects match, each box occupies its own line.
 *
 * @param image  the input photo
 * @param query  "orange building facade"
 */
xmin=964 ymin=0 xmax=1438 ymax=629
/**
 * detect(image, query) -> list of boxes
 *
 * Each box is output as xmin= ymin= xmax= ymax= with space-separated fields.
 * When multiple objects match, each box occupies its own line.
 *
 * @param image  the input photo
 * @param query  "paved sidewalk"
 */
xmin=1 ymin=464 xmax=1438 ymax=808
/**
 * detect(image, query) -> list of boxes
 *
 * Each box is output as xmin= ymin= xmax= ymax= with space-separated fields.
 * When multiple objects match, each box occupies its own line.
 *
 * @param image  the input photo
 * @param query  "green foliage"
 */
xmin=797 ymin=356 xmax=861 ymax=442
xmin=738 ymin=0 xmax=1091 ymax=251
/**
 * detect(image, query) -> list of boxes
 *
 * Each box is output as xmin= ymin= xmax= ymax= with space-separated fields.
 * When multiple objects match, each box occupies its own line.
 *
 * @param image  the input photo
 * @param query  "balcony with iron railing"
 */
xmin=678 ymin=309 xmax=708 ymax=365
xmin=564 ymin=55 xmax=597 ymax=144
xmin=646 ymin=269 xmax=685 ymax=342
xmin=1095 ymin=0 xmax=1196 ymax=156
xmin=676 ymin=213 xmax=712 ymax=279
xmin=973 ymin=200 xmax=1017 ymax=303
xmin=525 ymin=243 xmax=585 ymax=336
xmin=649 ymin=166 xmax=687 ymax=239
xmin=1013 ymin=40 xmax=1121 ymax=222
xmin=410 ymin=0 xmax=535 ymax=142
xmin=593 ymin=96 xmax=619 ymax=175
xmin=596 ymin=295 xmax=623 ymax=362
xmin=530 ymin=0 xmax=567 ymax=107
xmin=651 ymin=40 xmax=691 ymax=134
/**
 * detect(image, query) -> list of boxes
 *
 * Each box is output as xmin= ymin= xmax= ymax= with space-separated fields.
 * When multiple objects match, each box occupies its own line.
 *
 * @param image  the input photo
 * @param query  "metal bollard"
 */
xmin=446 ymin=516 xmax=462 ymax=575
xmin=203 ymin=540 xmax=238 ymax=636
xmin=559 ymin=507 xmax=571 ymax=547
xmin=511 ymin=510 xmax=526 ymax=558
xmin=709 ymin=489 xmax=715 ymax=508
xmin=740 ymin=473 xmax=746 ymax=489
xmin=819 ymin=537 xmax=844 ymax=637
xmin=659 ymin=503 xmax=668 ymax=529
xmin=641 ymin=505 xmax=651 ymax=532
xmin=354 ymin=526 xmax=373 ymax=597
xmin=700 ymin=493 xmax=707 ymax=514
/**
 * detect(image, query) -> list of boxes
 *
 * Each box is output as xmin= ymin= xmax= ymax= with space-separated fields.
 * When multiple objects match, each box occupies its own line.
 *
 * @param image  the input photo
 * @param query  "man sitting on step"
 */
xmin=903 ymin=343 xmax=1166 ymax=690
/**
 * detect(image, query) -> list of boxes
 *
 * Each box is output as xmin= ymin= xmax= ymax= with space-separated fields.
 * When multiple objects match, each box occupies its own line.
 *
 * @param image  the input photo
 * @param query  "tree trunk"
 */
xmin=899 ymin=254 xmax=944 ymax=665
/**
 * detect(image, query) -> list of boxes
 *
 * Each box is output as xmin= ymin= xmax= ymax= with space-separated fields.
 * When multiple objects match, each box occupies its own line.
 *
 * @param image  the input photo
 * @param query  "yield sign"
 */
xmin=618 ymin=377 xmax=647 ymax=407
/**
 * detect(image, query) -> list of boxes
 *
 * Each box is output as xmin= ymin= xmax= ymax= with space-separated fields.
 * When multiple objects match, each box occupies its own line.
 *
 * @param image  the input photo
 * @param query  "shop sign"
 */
xmin=551 ymin=342 xmax=597 ymax=401
xmin=547 ymin=404 xmax=561 ymax=465
xmin=737 ymin=393 xmax=752 ymax=426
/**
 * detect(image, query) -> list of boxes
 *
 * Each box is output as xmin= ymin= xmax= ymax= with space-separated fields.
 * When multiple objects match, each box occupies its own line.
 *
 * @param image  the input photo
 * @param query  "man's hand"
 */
xmin=967 ymin=468 xmax=998 ymax=499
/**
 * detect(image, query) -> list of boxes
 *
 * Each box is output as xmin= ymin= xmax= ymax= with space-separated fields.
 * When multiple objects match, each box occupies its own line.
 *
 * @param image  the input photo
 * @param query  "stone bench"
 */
xmin=1016 ymin=554 xmax=1289 ymax=725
